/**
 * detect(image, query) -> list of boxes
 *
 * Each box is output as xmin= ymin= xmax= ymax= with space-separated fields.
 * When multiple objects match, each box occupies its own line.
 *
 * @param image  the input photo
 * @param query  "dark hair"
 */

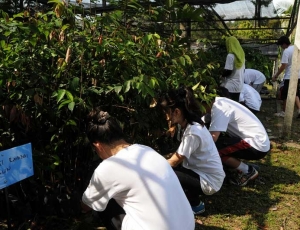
xmin=160 ymin=86 xmax=204 ymax=126
xmin=277 ymin=36 xmax=290 ymax=46
xmin=86 ymin=107 xmax=125 ymax=144
xmin=217 ymin=86 xmax=231 ymax=98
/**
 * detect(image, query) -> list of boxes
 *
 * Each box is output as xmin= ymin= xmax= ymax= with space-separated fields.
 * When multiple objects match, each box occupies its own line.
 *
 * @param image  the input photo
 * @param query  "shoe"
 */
xmin=229 ymin=166 xmax=258 ymax=186
xmin=192 ymin=201 xmax=205 ymax=215
xmin=274 ymin=111 xmax=285 ymax=117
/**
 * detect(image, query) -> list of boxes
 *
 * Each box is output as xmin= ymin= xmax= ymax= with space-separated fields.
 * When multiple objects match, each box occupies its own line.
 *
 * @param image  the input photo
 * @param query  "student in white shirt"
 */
xmin=244 ymin=68 xmax=266 ymax=93
xmin=220 ymin=36 xmax=245 ymax=102
xmin=159 ymin=86 xmax=225 ymax=215
xmin=206 ymin=88 xmax=270 ymax=186
xmin=81 ymin=108 xmax=195 ymax=230
xmin=239 ymin=83 xmax=262 ymax=114
xmin=272 ymin=36 xmax=300 ymax=118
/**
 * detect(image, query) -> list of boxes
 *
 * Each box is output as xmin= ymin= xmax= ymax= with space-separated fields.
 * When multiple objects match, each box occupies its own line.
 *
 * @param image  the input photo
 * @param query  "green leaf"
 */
xmin=0 ymin=40 xmax=5 ymax=48
xmin=166 ymin=0 xmax=174 ymax=8
xmin=58 ymin=99 xmax=71 ymax=110
xmin=153 ymin=33 xmax=160 ymax=39
xmin=61 ymin=24 xmax=69 ymax=31
xmin=124 ymin=81 xmax=131 ymax=93
xmin=143 ymin=34 xmax=153 ymax=43
xmin=56 ymin=89 xmax=66 ymax=103
xmin=68 ymin=102 xmax=75 ymax=111
xmin=192 ymin=82 xmax=200 ymax=91
xmin=145 ymin=85 xmax=155 ymax=97
xmin=179 ymin=56 xmax=186 ymax=66
xmin=48 ymin=0 xmax=64 ymax=4
xmin=70 ymin=77 xmax=80 ymax=91
xmin=114 ymin=85 xmax=122 ymax=94
xmin=12 ymin=12 xmax=24 ymax=18
xmin=184 ymin=55 xmax=192 ymax=65
xmin=29 ymin=37 xmax=37 ymax=47
xmin=118 ymin=94 xmax=124 ymax=102
xmin=149 ymin=78 xmax=156 ymax=88
xmin=66 ymin=119 xmax=77 ymax=126
xmin=65 ymin=90 xmax=74 ymax=101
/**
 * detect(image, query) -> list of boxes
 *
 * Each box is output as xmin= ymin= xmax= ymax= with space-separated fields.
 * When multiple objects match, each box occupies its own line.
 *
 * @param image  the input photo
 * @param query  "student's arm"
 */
xmin=272 ymin=63 xmax=287 ymax=82
xmin=81 ymin=201 xmax=92 ymax=213
xmin=210 ymin=131 xmax=221 ymax=142
xmin=167 ymin=152 xmax=186 ymax=167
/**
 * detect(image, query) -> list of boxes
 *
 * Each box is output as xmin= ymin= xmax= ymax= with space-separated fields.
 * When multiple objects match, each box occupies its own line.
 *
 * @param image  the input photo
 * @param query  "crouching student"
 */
xmin=239 ymin=83 xmax=262 ymax=114
xmin=81 ymin=107 xmax=195 ymax=230
xmin=207 ymin=89 xmax=270 ymax=186
xmin=159 ymin=86 xmax=225 ymax=215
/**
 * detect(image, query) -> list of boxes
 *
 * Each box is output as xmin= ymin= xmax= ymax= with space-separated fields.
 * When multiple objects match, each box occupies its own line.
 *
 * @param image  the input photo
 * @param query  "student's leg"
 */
xmin=276 ymin=80 xmax=288 ymax=114
xmin=215 ymin=135 xmax=268 ymax=186
xmin=173 ymin=165 xmax=203 ymax=206
xmin=97 ymin=199 xmax=125 ymax=230
xmin=216 ymin=135 xmax=268 ymax=163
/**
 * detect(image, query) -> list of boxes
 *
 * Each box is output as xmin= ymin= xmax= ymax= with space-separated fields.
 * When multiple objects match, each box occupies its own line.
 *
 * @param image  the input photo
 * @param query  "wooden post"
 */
xmin=282 ymin=12 xmax=300 ymax=138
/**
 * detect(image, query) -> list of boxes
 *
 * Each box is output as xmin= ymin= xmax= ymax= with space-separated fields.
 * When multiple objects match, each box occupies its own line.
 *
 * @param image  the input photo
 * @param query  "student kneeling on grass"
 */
xmin=206 ymin=88 xmax=270 ymax=186
xmin=81 ymin=107 xmax=195 ymax=230
xmin=159 ymin=86 xmax=225 ymax=215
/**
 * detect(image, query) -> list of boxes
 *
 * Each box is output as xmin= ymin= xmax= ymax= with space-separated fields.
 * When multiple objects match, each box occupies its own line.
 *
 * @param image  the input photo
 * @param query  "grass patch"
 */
xmin=195 ymin=148 xmax=300 ymax=229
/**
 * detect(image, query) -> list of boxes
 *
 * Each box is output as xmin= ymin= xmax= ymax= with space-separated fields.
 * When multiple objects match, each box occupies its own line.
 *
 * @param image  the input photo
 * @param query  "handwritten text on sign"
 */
xmin=0 ymin=143 xmax=33 ymax=189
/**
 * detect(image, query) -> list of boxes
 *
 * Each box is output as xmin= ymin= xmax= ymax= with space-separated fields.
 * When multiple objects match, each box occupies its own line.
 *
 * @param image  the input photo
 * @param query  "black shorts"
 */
xmin=281 ymin=79 xmax=300 ymax=100
xmin=215 ymin=135 xmax=269 ymax=162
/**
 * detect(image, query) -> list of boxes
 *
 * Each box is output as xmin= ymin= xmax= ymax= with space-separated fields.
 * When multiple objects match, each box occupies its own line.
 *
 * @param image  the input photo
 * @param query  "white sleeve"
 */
xmin=224 ymin=54 xmax=234 ymax=70
xmin=82 ymin=170 xmax=115 ymax=211
xmin=239 ymin=91 xmax=245 ymax=102
xmin=176 ymin=134 xmax=200 ymax=159
xmin=244 ymin=71 xmax=250 ymax=84
xmin=209 ymin=104 xmax=231 ymax=132
xmin=281 ymin=50 xmax=289 ymax=64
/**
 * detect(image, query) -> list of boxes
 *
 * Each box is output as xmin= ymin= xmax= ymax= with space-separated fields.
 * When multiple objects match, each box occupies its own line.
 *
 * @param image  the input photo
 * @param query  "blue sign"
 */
xmin=0 ymin=143 xmax=34 ymax=189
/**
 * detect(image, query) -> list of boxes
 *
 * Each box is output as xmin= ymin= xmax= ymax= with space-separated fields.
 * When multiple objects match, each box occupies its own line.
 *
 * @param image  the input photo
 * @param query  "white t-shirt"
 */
xmin=239 ymin=84 xmax=262 ymax=111
xmin=176 ymin=123 xmax=225 ymax=195
xmin=244 ymin=69 xmax=266 ymax=85
xmin=280 ymin=45 xmax=300 ymax=79
xmin=209 ymin=97 xmax=270 ymax=152
xmin=281 ymin=45 xmax=293 ymax=80
xmin=82 ymin=144 xmax=195 ymax=230
xmin=221 ymin=53 xmax=245 ymax=93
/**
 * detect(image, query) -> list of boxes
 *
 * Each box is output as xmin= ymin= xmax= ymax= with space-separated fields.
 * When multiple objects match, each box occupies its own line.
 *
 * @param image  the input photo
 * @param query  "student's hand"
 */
xmin=166 ymin=126 xmax=176 ymax=138
xmin=167 ymin=153 xmax=185 ymax=167
xmin=272 ymin=75 xmax=277 ymax=82
xmin=81 ymin=201 xmax=92 ymax=214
